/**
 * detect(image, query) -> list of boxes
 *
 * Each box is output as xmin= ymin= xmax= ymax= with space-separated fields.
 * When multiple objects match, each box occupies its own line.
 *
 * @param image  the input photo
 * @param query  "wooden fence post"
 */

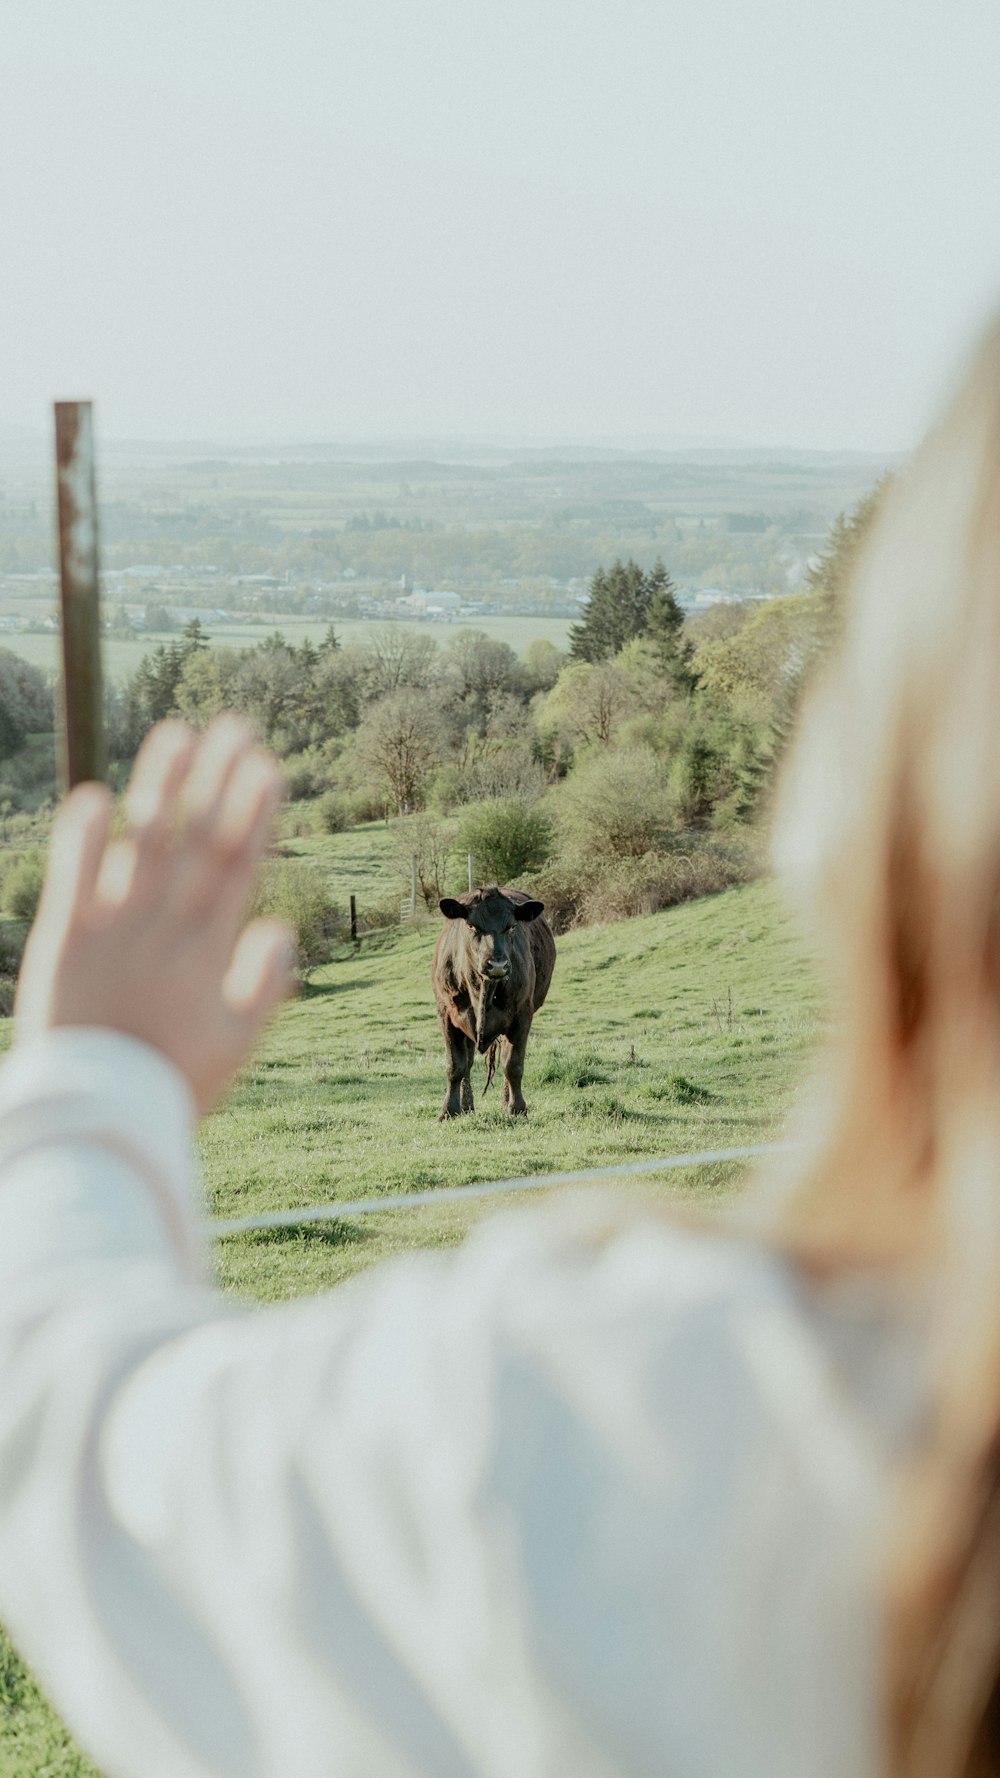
xmin=350 ymin=894 xmax=357 ymax=942
xmin=54 ymin=401 xmax=104 ymax=790
xmin=411 ymin=855 xmax=418 ymax=918
xmin=467 ymin=853 xmax=474 ymax=891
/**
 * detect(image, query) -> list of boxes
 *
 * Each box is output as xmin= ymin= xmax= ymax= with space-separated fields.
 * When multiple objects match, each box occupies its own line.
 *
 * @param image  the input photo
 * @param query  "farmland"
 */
xmin=0 ymin=872 xmax=825 ymax=1772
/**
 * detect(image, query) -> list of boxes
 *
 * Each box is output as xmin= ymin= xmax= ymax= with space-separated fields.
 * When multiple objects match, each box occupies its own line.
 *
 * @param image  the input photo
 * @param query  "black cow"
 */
xmin=432 ymin=886 xmax=556 ymax=1120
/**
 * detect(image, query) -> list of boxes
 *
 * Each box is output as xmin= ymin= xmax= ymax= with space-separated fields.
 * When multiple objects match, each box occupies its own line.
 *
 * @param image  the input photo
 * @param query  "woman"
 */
xmin=1 ymin=328 xmax=998 ymax=1778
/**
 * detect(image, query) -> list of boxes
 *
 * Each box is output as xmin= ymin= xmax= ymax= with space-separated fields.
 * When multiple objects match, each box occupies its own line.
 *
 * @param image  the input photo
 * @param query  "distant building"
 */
xmin=399 ymin=589 xmax=462 ymax=616
xmin=691 ymin=588 xmax=741 ymax=607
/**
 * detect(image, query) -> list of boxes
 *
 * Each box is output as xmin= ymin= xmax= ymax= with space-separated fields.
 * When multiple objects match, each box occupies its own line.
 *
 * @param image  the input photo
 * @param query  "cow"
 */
xmin=432 ymin=885 xmax=556 ymax=1120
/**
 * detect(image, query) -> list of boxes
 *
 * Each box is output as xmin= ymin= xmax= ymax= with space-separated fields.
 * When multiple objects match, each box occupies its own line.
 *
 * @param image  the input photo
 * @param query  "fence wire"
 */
xmin=211 ymin=1141 xmax=796 ymax=1237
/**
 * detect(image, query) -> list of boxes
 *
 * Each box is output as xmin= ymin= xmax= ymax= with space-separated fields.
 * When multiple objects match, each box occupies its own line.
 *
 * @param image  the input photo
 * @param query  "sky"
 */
xmin=3 ymin=0 xmax=1000 ymax=451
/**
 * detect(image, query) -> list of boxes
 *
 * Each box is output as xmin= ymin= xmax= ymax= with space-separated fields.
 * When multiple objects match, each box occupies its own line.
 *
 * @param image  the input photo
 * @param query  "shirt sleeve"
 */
xmin=0 ymin=1031 xmax=887 ymax=1778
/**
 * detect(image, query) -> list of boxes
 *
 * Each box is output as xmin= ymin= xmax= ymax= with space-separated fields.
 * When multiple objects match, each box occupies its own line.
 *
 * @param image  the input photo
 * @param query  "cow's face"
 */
xmin=439 ymin=890 xmax=544 ymax=982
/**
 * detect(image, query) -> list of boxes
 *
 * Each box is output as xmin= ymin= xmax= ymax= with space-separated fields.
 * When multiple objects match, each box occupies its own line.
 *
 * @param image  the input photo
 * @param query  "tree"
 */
xmin=354 ymin=689 xmax=445 ymax=813
xmin=360 ymin=626 xmax=438 ymax=700
xmin=127 ymin=641 xmax=192 ymax=732
xmin=645 ymin=560 xmax=694 ymax=693
xmin=311 ymin=649 xmax=361 ymax=737
xmin=523 ymin=638 xmax=564 ymax=692
xmin=226 ymin=641 xmax=309 ymax=746
xmin=173 ymin=649 xmax=240 ymax=727
xmin=0 ymin=651 xmax=52 ymax=758
xmin=536 ymin=660 xmax=634 ymax=749
xmin=804 ymin=479 xmax=891 ymax=623
xmin=569 ymin=558 xmax=656 ymax=662
xmin=439 ymin=630 xmax=524 ymax=725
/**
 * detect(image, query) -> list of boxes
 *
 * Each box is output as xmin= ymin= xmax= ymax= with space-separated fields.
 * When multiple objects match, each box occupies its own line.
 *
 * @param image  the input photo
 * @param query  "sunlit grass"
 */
xmin=0 ymin=874 xmax=824 ymax=1772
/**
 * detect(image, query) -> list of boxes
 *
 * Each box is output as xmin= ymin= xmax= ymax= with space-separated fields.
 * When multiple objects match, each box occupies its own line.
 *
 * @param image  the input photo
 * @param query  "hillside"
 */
xmin=0 ymin=875 xmax=825 ymax=1774
xmin=207 ymin=877 xmax=824 ymax=1299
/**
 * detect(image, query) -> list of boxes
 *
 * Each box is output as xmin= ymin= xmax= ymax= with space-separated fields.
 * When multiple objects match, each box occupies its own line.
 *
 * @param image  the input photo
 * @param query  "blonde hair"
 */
xmin=762 ymin=318 xmax=1000 ymax=1777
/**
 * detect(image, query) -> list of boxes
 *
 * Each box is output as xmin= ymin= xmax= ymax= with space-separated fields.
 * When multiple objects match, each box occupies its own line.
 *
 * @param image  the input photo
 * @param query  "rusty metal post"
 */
xmin=54 ymin=402 xmax=104 ymax=788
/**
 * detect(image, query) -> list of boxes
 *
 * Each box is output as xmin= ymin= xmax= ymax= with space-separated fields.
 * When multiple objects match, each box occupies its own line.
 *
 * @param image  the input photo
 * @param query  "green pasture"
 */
xmin=0 ymin=875 xmax=824 ymax=1773
xmin=280 ymin=818 xmax=402 ymax=911
xmin=208 ymin=878 xmax=822 ymax=1299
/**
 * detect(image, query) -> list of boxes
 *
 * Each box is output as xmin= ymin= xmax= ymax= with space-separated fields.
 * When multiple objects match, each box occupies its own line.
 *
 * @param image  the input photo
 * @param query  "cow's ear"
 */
xmin=515 ymin=899 xmax=544 ymax=922
xmin=439 ymin=898 xmax=470 ymax=921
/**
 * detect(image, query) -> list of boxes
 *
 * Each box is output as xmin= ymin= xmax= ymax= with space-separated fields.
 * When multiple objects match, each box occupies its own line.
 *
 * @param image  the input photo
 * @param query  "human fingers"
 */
xmin=101 ymin=721 xmax=199 ymax=908
xmin=36 ymin=783 xmax=114 ymax=933
xmin=199 ymin=750 xmax=285 ymax=944
xmin=215 ymin=747 xmax=284 ymax=861
xmin=224 ymin=918 xmax=297 ymax=1015
xmin=124 ymin=720 xmax=198 ymax=830
xmin=178 ymin=715 xmax=257 ymax=839
xmin=209 ymin=920 xmax=296 ymax=1105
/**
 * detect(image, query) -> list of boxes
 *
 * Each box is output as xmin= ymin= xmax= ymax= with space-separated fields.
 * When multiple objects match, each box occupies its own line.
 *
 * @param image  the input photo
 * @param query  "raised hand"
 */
xmin=15 ymin=716 xmax=294 ymax=1114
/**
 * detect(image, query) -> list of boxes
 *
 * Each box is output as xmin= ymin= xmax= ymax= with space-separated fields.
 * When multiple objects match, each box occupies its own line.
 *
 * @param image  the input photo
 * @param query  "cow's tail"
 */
xmin=483 ymin=1041 xmax=499 ymax=1095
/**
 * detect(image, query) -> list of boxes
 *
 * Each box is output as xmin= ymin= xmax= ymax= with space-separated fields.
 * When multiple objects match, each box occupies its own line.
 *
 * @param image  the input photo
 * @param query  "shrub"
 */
xmin=575 ymin=839 xmax=760 ymax=925
xmin=2 ymin=848 xmax=46 ymax=922
xmin=251 ymin=859 xmax=340 ymax=975
xmin=281 ymin=745 xmax=340 ymax=802
xmin=557 ymin=747 xmax=673 ymax=859
xmin=346 ymin=786 xmax=387 ymax=825
xmin=318 ymin=791 xmax=350 ymax=834
xmin=428 ymin=763 xmax=464 ymax=814
xmin=278 ymin=806 xmax=324 ymax=841
xmin=356 ymin=893 xmax=407 ymax=936
xmin=524 ymin=830 xmax=762 ymax=931
xmin=0 ymin=979 xmax=15 ymax=1018
xmin=457 ymin=798 xmax=553 ymax=886
xmin=282 ymin=755 xmax=321 ymax=801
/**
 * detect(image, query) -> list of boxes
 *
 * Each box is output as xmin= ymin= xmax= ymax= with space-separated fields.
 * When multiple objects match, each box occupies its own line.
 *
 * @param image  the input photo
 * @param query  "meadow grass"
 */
xmin=279 ymin=817 xmax=403 ymax=911
xmin=0 ymin=874 xmax=824 ymax=1772
xmin=208 ymin=877 xmax=824 ymax=1292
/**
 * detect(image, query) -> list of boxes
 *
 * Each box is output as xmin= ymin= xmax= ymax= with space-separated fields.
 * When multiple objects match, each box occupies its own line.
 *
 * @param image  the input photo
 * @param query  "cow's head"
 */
xmin=439 ymin=887 xmax=544 ymax=982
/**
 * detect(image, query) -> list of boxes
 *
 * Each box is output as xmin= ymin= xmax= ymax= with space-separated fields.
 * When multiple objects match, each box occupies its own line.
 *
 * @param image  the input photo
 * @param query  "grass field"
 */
xmin=280 ymin=816 xmax=402 ymax=911
xmin=0 ymin=875 xmax=824 ymax=1772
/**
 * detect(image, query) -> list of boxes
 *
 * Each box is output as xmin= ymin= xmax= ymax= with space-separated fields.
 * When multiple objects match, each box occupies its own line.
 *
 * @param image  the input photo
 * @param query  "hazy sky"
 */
xmin=4 ymin=0 xmax=1000 ymax=450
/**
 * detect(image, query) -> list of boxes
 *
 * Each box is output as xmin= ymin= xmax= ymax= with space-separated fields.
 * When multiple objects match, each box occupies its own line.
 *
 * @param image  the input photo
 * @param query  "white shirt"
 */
xmin=0 ymin=1029 xmax=908 ymax=1778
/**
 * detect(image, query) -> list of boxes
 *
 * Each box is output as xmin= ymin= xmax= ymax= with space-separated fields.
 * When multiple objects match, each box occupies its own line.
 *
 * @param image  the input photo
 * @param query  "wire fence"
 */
xmin=211 ymin=1140 xmax=796 ymax=1238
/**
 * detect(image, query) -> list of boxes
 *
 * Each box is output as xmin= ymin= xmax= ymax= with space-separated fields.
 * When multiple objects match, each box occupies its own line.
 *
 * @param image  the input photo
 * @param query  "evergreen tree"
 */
xmin=182 ymin=617 xmax=210 ymax=650
xmin=570 ymin=556 xmax=695 ymax=692
xmin=570 ymin=558 xmax=654 ymax=661
xmin=645 ymin=559 xmax=694 ymax=693
xmin=804 ymin=477 xmax=891 ymax=630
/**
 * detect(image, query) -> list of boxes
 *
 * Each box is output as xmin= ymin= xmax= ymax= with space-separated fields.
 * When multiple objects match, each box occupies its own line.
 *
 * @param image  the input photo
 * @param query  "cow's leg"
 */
xmin=460 ymin=1044 xmax=475 ymax=1113
xmin=501 ymin=1016 xmax=532 ymax=1116
xmin=439 ymin=1017 xmax=474 ymax=1120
